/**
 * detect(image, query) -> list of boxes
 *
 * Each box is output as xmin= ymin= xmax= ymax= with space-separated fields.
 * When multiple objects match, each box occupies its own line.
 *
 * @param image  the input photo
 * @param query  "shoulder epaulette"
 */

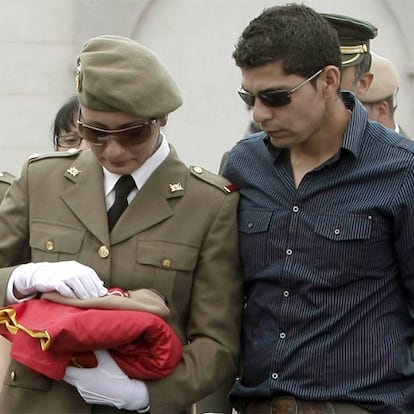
xmin=190 ymin=165 xmax=239 ymax=194
xmin=28 ymin=148 xmax=81 ymax=163
xmin=0 ymin=171 xmax=16 ymax=185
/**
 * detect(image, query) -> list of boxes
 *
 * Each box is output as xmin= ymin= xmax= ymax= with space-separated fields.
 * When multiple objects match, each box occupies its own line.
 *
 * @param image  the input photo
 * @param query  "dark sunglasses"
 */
xmin=238 ymin=69 xmax=323 ymax=108
xmin=77 ymin=110 xmax=156 ymax=146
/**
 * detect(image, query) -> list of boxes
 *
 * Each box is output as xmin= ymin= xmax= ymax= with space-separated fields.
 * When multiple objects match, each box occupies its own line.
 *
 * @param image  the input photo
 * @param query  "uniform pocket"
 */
xmin=137 ymin=240 xmax=199 ymax=271
xmin=136 ymin=240 xmax=199 ymax=320
xmin=30 ymin=220 xmax=86 ymax=259
xmin=3 ymin=360 xmax=52 ymax=390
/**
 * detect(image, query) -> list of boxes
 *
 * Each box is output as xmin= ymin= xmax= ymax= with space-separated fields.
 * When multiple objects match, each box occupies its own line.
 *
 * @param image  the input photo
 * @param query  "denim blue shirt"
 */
xmin=223 ymin=93 xmax=414 ymax=413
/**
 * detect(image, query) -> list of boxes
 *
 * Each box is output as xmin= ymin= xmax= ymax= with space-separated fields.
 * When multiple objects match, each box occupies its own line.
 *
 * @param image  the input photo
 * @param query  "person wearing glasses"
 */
xmin=222 ymin=3 xmax=414 ymax=414
xmin=0 ymin=35 xmax=242 ymax=414
xmin=219 ymin=13 xmax=378 ymax=175
xmin=52 ymin=95 xmax=89 ymax=151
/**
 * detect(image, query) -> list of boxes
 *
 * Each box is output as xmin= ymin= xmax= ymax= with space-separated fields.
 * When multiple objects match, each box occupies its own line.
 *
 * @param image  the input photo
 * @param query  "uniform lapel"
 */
xmin=110 ymin=146 xmax=187 ymax=244
xmin=60 ymin=150 xmax=110 ymax=245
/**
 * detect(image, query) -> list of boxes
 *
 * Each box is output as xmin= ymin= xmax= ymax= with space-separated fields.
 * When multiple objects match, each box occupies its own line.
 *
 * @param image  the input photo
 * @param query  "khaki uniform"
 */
xmin=0 ymin=148 xmax=242 ymax=414
xmin=0 ymin=171 xmax=15 ymax=202
xmin=0 ymin=171 xmax=15 ymax=392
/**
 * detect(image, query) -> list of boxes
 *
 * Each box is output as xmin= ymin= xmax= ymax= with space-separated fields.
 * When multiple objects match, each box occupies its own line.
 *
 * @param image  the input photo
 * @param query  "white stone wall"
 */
xmin=1 ymin=0 xmax=413 ymax=175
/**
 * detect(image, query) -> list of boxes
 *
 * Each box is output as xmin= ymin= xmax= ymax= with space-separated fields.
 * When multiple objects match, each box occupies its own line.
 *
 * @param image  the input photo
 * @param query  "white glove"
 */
xmin=12 ymin=261 xmax=108 ymax=299
xmin=64 ymin=350 xmax=149 ymax=411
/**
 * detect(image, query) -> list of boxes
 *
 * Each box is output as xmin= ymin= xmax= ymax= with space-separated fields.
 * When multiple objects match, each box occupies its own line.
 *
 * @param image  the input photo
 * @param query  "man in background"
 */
xmin=322 ymin=13 xmax=377 ymax=100
xmin=361 ymin=52 xmax=409 ymax=137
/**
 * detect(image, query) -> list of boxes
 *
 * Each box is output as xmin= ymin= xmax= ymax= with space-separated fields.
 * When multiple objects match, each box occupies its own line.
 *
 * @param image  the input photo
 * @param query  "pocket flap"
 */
xmin=314 ymin=214 xmax=372 ymax=241
xmin=239 ymin=209 xmax=273 ymax=234
xmin=137 ymin=240 xmax=199 ymax=271
xmin=30 ymin=220 xmax=86 ymax=254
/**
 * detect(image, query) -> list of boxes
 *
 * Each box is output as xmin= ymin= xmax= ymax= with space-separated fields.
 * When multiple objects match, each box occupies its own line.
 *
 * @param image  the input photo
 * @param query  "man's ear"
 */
xmin=376 ymin=100 xmax=391 ymax=123
xmin=321 ymin=65 xmax=341 ymax=97
xmin=356 ymin=71 xmax=374 ymax=100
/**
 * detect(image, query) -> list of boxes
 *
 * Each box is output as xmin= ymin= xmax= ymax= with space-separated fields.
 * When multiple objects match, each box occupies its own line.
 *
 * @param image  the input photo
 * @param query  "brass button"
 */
xmin=193 ymin=166 xmax=203 ymax=174
xmin=10 ymin=370 xmax=16 ymax=381
xmin=45 ymin=240 xmax=54 ymax=251
xmin=162 ymin=259 xmax=172 ymax=269
xmin=98 ymin=245 xmax=110 ymax=258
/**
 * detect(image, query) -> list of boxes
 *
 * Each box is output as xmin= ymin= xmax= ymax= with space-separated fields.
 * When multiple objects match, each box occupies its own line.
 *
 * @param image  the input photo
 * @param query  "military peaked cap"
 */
xmin=321 ymin=13 xmax=378 ymax=67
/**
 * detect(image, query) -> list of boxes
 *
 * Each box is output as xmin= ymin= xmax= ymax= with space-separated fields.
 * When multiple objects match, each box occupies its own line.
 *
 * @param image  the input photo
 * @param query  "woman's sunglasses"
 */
xmin=238 ymin=69 xmax=323 ymax=108
xmin=77 ymin=110 xmax=156 ymax=146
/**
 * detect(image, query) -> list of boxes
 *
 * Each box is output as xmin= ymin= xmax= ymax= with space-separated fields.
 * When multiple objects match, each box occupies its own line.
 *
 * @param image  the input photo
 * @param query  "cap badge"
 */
xmin=75 ymin=61 xmax=83 ymax=92
xmin=67 ymin=166 xmax=81 ymax=177
xmin=169 ymin=182 xmax=183 ymax=192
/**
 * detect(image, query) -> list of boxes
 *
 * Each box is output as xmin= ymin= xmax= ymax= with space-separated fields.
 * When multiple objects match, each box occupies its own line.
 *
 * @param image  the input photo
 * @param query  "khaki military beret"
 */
xmin=362 ymin=52 xmax=399 ymax=104
xmin=76 ymin=35 xmax=183 ymax=118
xmin=321 ymin=13 xmax=378 ymax=68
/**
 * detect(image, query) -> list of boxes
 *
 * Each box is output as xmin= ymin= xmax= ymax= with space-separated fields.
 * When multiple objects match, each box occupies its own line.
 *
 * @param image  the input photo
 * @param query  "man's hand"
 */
xmin=64 ymin=350 xmax=149 ymax=411
xmin=12 ymin=261 xmax=108 ymax=299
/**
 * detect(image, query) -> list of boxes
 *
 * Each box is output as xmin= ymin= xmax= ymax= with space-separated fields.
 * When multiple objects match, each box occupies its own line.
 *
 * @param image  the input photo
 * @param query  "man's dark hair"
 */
xmin=233 ymin=3 xmax=342 ymax=79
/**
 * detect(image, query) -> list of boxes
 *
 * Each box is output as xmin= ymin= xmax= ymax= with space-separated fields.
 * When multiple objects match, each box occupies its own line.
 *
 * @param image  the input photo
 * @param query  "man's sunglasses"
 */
xmin=77 ymin=110 xmax=156 ymax=146
xmin=237 ymin=69 xmax=323 ymax=108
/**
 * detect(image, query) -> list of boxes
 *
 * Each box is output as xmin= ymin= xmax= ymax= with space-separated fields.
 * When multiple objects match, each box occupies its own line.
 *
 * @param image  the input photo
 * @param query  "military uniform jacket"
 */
xmin=0 ymin=147 xmax=242 ymax=414
xmin=0 ymin=171 xmax=15 ymax=203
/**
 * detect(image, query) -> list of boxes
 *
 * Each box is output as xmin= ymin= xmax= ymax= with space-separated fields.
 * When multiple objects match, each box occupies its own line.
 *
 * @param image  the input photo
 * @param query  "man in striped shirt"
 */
xmin=223 ymin=3 xmax=414 ymax=413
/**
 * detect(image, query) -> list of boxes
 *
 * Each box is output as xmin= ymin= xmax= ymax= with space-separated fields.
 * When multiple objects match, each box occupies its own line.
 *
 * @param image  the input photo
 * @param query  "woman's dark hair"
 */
xmin=52 ymin=96 xmax=79 ymax=146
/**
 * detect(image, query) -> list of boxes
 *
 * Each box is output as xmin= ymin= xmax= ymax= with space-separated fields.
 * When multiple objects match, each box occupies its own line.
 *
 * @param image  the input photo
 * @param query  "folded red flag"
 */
xmin=0 ymin=295 xmax=182 ymax=381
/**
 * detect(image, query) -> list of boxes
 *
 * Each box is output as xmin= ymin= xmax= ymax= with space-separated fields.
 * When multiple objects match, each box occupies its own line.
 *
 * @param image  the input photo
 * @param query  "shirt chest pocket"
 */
xmin=314 ymin=214 xmax=372 ymax=241
xmin=239 ymin=209 xmax=273 ymax=234
xmin=312 ymin=214 xmax=373 ymax=272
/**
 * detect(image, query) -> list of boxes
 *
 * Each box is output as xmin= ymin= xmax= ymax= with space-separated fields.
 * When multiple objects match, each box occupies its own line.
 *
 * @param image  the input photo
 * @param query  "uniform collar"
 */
xmin=104 ymin=132 xmax=169 ymax=196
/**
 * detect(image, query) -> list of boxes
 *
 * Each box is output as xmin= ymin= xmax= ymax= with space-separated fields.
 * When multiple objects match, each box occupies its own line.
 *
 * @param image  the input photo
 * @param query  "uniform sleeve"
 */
xmin=147 ymin=190 xmax=243 ymax=413
xmin=0 ymin=162 xmax=31 ymax=305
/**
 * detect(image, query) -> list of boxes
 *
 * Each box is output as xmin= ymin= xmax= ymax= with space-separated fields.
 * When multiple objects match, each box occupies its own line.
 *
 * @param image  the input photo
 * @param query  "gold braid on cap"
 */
xmin=340 ymin=44 xmax=368 ymax=66
xmin=340 ymin=44 xmax=368 ymax=55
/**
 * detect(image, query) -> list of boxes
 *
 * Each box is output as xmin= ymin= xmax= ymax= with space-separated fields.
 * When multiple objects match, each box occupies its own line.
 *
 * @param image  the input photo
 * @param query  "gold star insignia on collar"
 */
xmin=66 ymin=166 xmax=81 ymax=177
xmin=169 ymin=182 xmax=184 ymax=192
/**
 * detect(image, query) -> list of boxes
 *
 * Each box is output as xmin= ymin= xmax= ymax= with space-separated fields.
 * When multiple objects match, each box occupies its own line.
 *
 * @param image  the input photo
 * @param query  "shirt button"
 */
xmin=283 ymin=290 xmax=289 ymax=297
xmin=280 ymin=332 xmax=286 ymax=339
xmin=271 ymin=372 xmax=278 ymax=380
xmin=292 ymin=206 xmax=299 ymax=213
xmin=286 ymin=249 xmax=292 ymax=256
xmin=247 ymin=222 xmax=253 ymax=229
xmin=10 ymin=370 xmax=16 ymax=381
xmin=334 ymin=228 xmax=340 ymax=235
xmin=98 ymin=245 xmax=110 ymax=258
